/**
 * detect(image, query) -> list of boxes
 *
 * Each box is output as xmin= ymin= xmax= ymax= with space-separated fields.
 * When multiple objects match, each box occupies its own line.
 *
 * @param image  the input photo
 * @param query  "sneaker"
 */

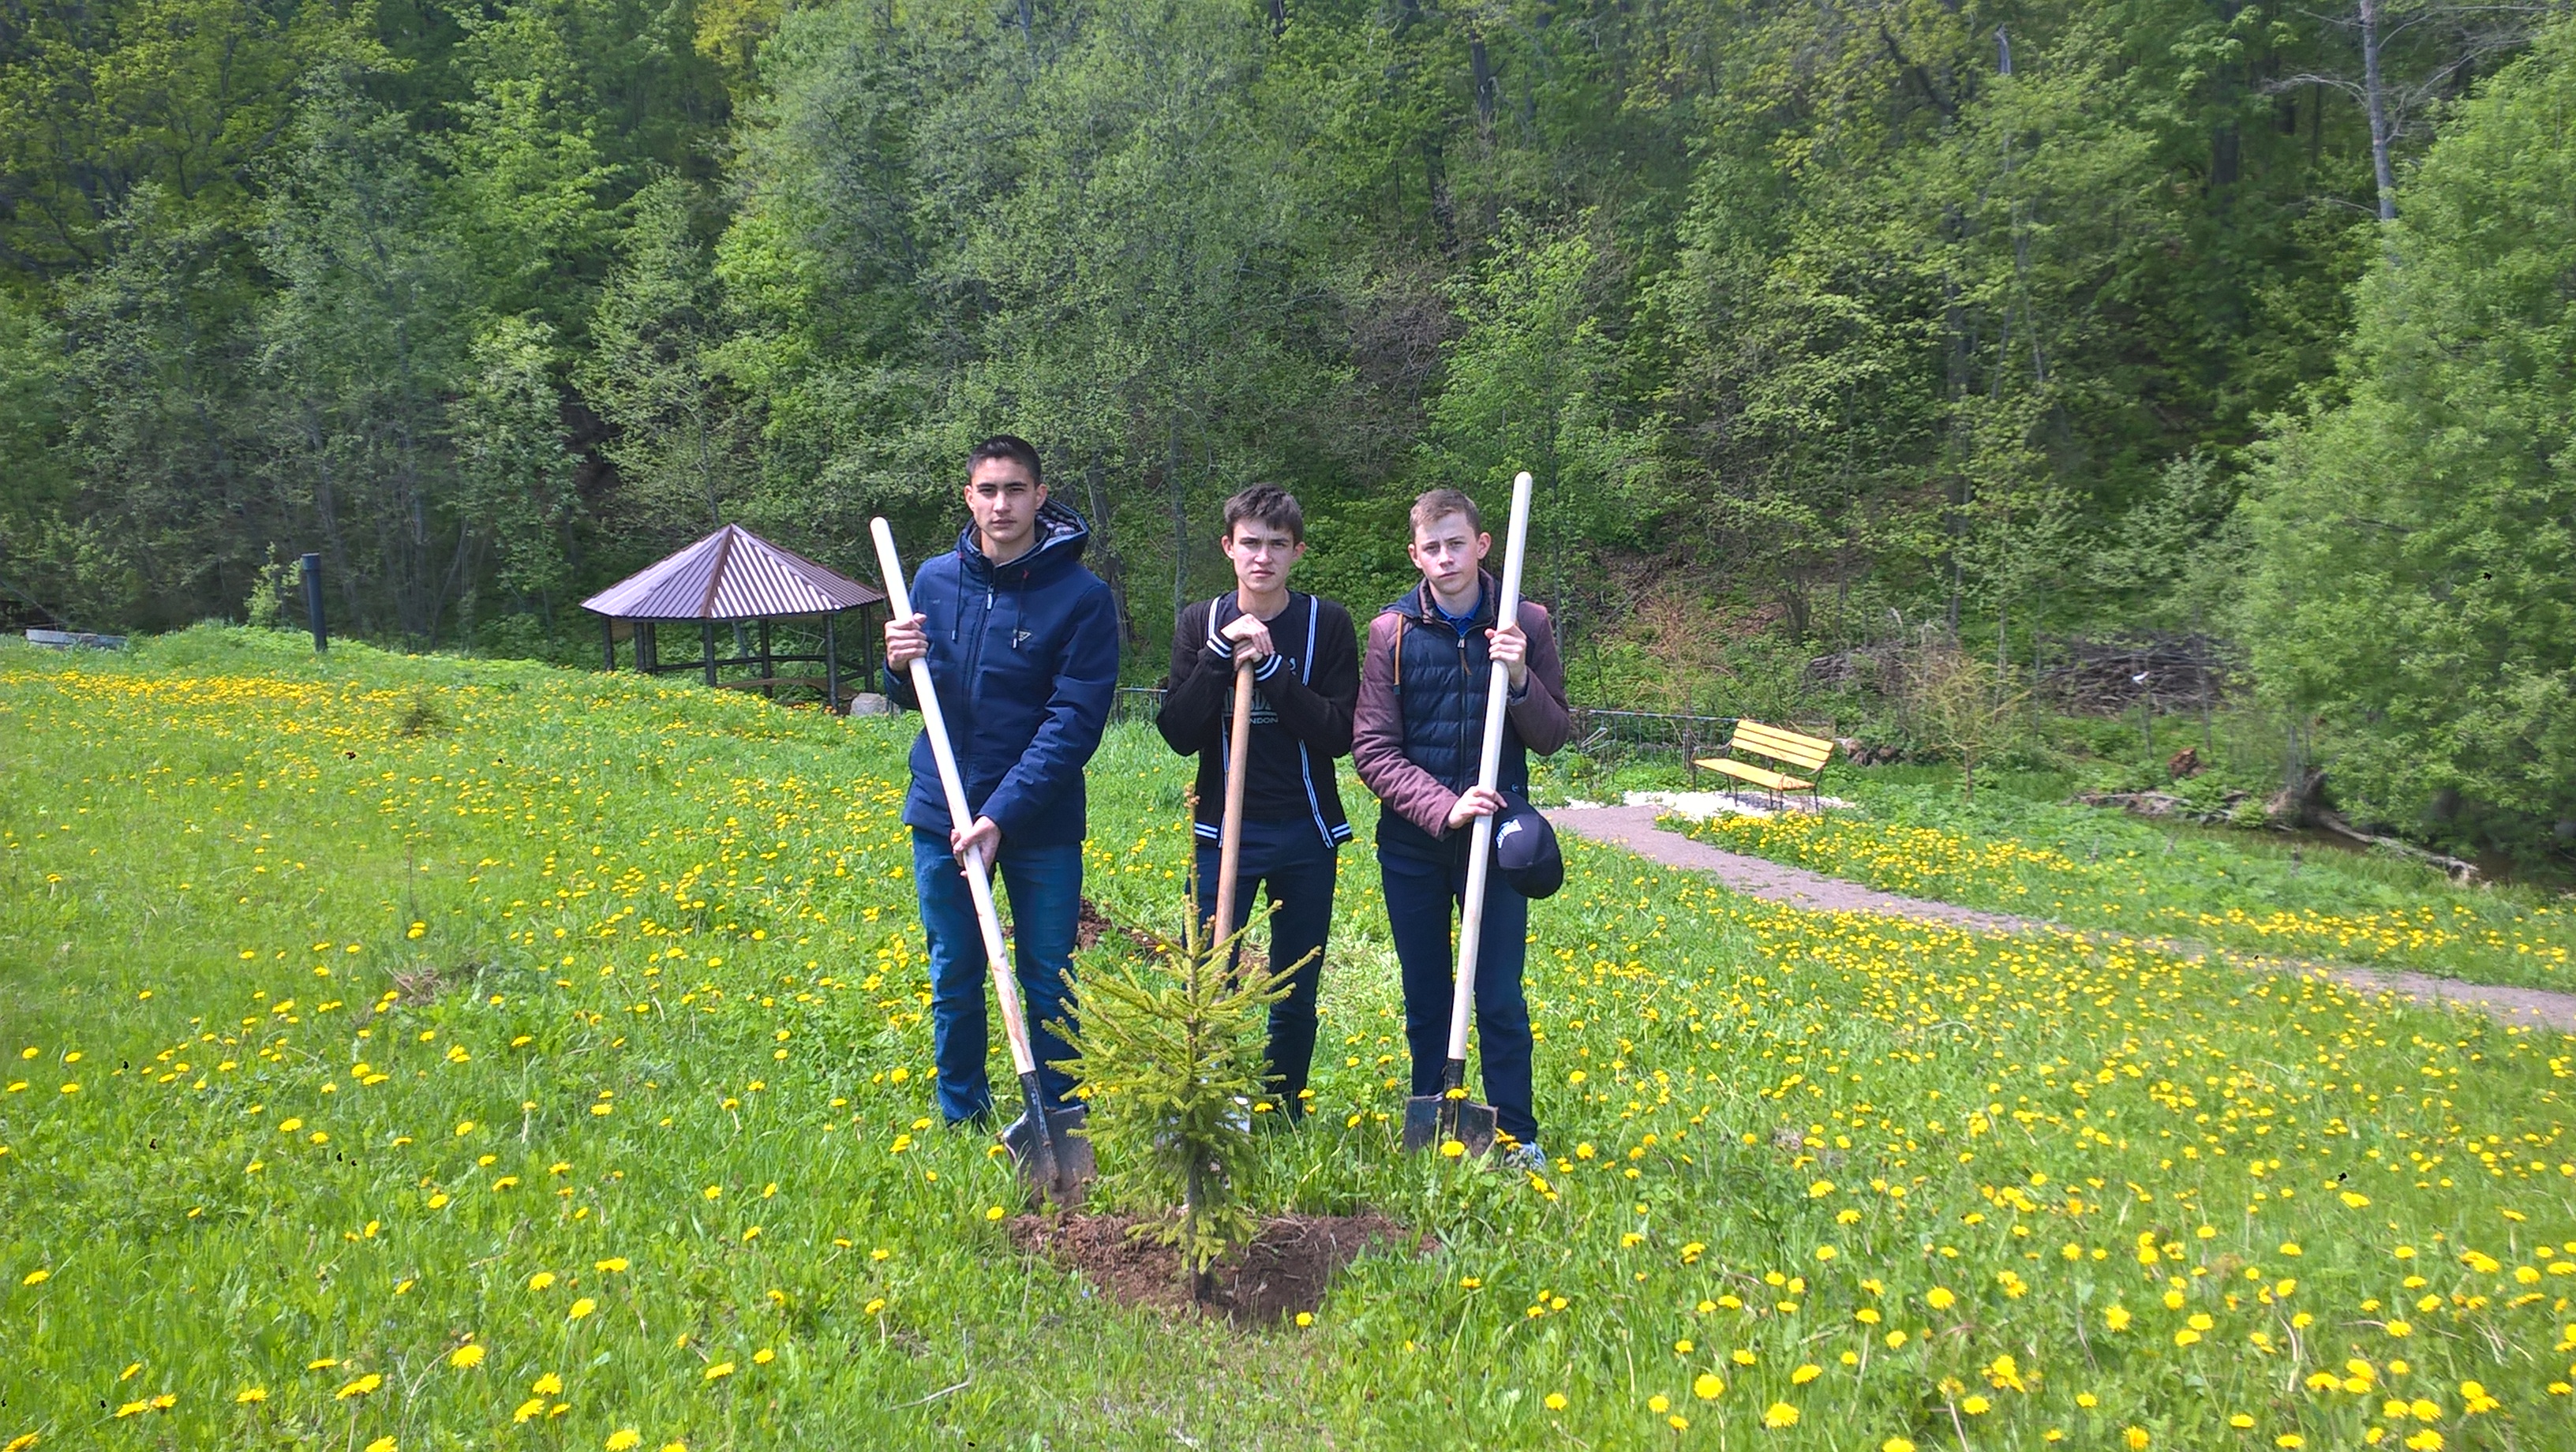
xmin=1502 ymin=1141 xmax=1548 ymax=1172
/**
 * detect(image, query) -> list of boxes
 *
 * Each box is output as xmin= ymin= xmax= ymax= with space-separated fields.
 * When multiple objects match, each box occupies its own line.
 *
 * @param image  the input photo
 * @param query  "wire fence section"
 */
xmin=1113 ymin=687 xmax=1738 ymax=772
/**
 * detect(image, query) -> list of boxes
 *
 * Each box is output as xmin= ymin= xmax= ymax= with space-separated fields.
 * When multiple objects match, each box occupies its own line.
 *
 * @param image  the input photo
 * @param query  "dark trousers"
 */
xmin=1379 ymin=846 xmax=1537 ymax=1143
xmin=1195 ymin=833 xmax=1336 ymax=1117
xmin=913 ymin=829 xmax=1081 ymax=1124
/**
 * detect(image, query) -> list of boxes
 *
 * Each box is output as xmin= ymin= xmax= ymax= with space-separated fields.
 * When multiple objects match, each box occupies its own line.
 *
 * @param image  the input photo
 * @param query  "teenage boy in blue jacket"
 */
xmin=884 ymin=436 xmax=1121 ymax=1126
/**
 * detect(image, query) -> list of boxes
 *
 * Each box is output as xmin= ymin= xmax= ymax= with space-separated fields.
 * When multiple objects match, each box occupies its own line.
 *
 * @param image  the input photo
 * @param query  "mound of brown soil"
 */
xmin=1008 ymin=1211 xmax=1420 ymax=1323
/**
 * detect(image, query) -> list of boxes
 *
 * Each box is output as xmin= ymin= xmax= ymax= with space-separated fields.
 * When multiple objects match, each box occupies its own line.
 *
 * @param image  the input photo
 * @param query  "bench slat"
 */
xmin=1695 ymin=758 xmax=1814 ymax=791
xmin=1727 ymin=720 xmax=1836 ymax=771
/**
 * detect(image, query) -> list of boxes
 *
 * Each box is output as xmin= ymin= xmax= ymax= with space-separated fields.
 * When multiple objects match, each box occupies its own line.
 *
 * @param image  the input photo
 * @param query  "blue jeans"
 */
xmin=1380 ymin=846 xmax=1537 ymax=1144
xmin=1195 ymin=824 xmax=1338 ymax=1118
xmin=913 ymin=829 xmax=1082 ymax=1124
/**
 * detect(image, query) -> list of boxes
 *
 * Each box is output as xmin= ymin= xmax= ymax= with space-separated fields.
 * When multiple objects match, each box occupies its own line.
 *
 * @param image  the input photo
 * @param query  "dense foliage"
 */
xmin=2245 ymin=21 xmax=2576 ymax=850
xmin=2 ymin=0 xmax=2570 ymax=847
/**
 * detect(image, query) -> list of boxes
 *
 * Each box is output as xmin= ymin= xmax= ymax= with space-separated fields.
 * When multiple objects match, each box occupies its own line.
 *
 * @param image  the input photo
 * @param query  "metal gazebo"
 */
xmin=581 ymin=525 xmax=886 ymax=709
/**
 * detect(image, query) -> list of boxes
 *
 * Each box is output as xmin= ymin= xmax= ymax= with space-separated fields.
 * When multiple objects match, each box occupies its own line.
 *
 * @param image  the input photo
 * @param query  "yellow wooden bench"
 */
xmin=1695 ymin=720 xmax=1836 ymax=808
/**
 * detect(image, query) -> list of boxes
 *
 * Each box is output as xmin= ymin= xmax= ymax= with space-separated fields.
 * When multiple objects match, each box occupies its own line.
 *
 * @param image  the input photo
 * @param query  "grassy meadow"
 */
xmin=3 ymin=629 xmax=2574 ymax=1450
xmin=1682 ymin=778 xmax=2576 ymax=990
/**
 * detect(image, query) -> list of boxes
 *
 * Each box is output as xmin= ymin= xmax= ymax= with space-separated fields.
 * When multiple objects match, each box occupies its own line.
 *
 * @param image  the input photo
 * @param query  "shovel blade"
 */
xmin=1002 ymin=1102 xmax=1094 ymax=1207
xmin=1401 ymin=1093 xmax=1498 ymax=1156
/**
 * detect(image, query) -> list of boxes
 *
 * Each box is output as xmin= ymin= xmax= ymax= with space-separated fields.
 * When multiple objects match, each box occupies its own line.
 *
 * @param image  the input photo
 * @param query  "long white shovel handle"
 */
xmin=1446 ymin=471 xmax=1535 ymax=1064
xmin=871 ymin=518 xmax=1039 ymax=1080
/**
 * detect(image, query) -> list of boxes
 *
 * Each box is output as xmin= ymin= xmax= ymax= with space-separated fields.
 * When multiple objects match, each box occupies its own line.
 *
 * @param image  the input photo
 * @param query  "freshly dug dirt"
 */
xmin=1008 ymin=1211 xmax=1421 ymax=1324
xmin=1073 ymin=896 xmax=1169 ymax=954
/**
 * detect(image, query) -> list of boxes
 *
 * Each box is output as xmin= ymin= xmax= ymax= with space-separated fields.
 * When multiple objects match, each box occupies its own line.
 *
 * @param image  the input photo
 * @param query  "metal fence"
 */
xmin=1565 ymin=708 xmax=1739 ymax=777
xmin=1112 ymin=687 xmax=1169 ymax=725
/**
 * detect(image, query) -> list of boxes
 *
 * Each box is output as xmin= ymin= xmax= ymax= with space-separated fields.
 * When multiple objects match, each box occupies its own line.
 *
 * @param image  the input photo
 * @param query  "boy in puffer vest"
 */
xmin=1352 ymin=487 xmax=1571 ymax=1168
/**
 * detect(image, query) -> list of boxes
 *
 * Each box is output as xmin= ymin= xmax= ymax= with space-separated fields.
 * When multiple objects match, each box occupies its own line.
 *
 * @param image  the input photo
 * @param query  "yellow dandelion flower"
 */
xmin=605 ymin=1431 xmax=642 ymax=1451
xmin=1694 ymin=1373 xmax=1724 ymax=1399
xmin=449 ymin=1344 xmax=485 ymax=1370
xmin=1762 ymin=1401 xmax=1800 ymax=1429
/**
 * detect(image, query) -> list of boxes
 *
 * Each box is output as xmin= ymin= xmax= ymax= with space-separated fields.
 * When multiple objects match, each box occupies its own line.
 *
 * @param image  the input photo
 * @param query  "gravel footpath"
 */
xmin=1548 ymin=803 xmax=2576 ymax=1034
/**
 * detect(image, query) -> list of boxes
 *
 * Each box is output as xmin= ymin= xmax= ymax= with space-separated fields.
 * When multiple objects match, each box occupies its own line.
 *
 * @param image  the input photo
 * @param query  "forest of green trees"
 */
xmin=2 ymin=0 xmax=2572 ymax=856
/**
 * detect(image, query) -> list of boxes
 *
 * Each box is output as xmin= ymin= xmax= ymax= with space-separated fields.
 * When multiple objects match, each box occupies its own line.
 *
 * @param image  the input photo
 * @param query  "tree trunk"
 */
xmin=1470 ymin=36 xmax=1498 ymax=131
xmin=1081 ymin=456 xmax=1144 ymax=650
xmin=1166 ymin=418 xmax=1189 ymax=631
xmin=2360 ymin=0 xmax=2398 ymax=220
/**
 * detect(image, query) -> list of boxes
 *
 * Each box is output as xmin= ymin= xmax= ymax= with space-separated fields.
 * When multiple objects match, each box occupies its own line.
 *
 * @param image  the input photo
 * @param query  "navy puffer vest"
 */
xmin=1376 ymin=574 xmax=1532 ymax=863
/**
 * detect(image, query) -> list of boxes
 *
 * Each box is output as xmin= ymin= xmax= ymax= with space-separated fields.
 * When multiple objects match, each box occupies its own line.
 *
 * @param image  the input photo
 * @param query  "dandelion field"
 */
xmin=4 ymin=629 xmax=2574 ymax=1450
xmin=1685 ymin=784 xmax=2576 ymax=990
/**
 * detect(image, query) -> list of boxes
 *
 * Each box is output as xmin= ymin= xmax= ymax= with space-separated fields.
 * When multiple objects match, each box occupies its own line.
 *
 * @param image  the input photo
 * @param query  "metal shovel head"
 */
xmin=1001 ymin=1099 xmax=1094 ymax=1207
xmin=1401 ymin=1090 xmax=1498 ymax=1156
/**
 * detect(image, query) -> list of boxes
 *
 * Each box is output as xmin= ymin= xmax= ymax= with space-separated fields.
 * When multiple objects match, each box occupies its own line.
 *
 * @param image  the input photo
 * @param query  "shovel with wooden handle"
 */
xmin=1402 ymin=470 xmax=1534 ymax=1157
xmin=1204 ymin=653 xmax=1256 ymax=952
xmin=871 ymin=518 xmax=1093 ymax=1207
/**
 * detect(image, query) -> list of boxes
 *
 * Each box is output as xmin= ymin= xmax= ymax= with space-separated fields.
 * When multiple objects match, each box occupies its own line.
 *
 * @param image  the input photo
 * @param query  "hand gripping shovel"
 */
xmin=872 ymin=518 xmax=1093 ymax=1207
xmin=1402 ymin=470 xmax=1534 ymax=1157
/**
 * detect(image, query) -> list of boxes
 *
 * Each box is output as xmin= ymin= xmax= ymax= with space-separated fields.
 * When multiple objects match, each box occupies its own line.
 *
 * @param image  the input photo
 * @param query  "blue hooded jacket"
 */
xmin=883 ymin=498 xmax=1121 ymax=849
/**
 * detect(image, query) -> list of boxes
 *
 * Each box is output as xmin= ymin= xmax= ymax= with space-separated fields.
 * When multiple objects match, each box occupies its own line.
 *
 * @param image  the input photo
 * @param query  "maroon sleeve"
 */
xmin=1352 ymin=613 xmax=1459 ymax=839
xmin=1506 ymin=602 xmax=1573 ymax=756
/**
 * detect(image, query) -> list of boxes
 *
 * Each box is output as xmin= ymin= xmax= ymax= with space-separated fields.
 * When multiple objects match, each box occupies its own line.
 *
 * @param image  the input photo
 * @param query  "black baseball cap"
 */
xmin=1492 ymin=794 xmax=1563 ymax=900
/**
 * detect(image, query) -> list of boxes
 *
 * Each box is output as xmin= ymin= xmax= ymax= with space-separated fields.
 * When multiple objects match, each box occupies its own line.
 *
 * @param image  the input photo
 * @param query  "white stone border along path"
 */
xmin=1547 ymin=801 xmax=2576 ymax=1035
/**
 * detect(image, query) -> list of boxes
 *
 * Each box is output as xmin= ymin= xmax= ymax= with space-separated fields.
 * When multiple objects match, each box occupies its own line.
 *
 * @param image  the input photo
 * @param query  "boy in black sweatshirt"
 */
xmin=1155 ymin=485 xmax=1359 ymax=1122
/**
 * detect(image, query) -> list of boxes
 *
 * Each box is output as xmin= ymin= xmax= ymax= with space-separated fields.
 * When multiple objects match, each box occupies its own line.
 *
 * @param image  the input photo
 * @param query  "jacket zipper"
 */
xmin=1456 ymin=630 xmax=1473 ymax=795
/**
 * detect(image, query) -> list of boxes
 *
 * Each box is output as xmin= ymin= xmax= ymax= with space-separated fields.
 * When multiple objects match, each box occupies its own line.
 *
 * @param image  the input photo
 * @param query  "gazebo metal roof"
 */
xmin=580 ymin=524 xmax=883 ymax=622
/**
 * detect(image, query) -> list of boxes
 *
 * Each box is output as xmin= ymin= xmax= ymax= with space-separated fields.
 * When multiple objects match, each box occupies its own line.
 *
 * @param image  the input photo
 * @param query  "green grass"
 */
xmin=1679 ymin=773 xmax=2576 ymax=990
xmin=4 ymin=627 xmax=2574 ymax=1450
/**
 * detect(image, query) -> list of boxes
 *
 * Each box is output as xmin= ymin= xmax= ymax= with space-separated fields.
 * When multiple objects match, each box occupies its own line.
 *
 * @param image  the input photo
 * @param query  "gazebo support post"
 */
xmin=758 ymin=619 xmax=774 ymax=697
xmin=824 ymin=614 xmax=841 ymax=712
xmin=602 ymin=616 xmax=616 ymax=671
xmin=702 ymin=619 xmax=717 ymax=687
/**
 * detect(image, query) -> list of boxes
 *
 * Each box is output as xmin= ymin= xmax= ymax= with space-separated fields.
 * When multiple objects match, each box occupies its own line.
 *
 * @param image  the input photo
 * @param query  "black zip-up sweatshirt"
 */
xmin=1155 ymin=591 xmax=1358 ymax=848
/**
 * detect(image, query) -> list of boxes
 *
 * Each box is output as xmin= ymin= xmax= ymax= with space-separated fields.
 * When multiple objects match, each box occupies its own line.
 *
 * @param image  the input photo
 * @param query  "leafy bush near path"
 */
xmin=1686 ymin=778 xmax=2576 ymax=989
xmin=3 ymin=629 xmax=2573 ymax=1450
